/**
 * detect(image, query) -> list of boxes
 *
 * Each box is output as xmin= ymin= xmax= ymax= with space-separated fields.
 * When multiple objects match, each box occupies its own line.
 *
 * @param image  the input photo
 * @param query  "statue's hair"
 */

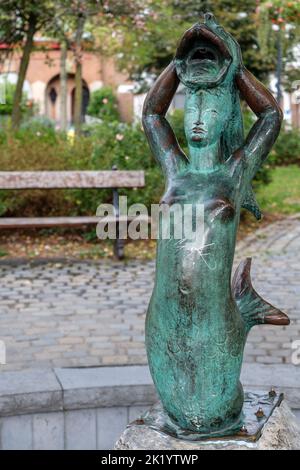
xmin=220 ymin=86 xmax=244 ymax=162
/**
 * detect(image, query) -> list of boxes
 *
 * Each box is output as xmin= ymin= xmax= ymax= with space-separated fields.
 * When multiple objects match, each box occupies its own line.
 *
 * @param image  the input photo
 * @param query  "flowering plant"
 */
xmin=257 ymin=0 xmax=300 ymax=26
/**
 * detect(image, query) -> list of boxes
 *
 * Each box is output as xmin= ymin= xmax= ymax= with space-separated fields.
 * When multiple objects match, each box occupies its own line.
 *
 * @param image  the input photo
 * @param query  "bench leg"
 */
xmin=112 ymin=183 xmax=124 ymax=260
xmin=114 ymin=236 xmax=125 ymax=260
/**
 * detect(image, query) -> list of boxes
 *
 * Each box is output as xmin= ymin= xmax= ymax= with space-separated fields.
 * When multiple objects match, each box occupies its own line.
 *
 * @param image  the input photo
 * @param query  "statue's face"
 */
xmin=184 ymin=91 xmax=230 ymax=147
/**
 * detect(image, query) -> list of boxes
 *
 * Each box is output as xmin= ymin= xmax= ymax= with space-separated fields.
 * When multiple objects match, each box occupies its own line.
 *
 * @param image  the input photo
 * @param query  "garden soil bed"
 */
xmin=0 ymin=212 xmax=284 ymax=261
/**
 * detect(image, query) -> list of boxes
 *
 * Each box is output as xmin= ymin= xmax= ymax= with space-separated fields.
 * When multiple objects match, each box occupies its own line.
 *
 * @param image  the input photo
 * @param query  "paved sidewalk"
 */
xmin=0 ymin=215 xmax=300 ymax=371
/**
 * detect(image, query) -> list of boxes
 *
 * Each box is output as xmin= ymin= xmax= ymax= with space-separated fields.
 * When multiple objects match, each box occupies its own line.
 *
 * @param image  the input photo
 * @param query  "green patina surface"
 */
xmin=142 ymin=14 xmax=288 ymax=438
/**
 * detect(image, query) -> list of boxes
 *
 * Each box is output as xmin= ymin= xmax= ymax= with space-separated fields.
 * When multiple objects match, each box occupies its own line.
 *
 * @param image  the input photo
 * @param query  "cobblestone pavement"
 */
xmin=0 ymin=215 xmax=300 ymax=371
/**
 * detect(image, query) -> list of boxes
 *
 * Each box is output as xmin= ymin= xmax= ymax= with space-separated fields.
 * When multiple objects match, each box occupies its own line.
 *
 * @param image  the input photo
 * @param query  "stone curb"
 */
xmin=0 ymin=363 xmax=299 ymax=418
xmin=0 ymin=369 xmax=63 ymax=417
xmin=54 ymin=365 xmax=157 ymax=411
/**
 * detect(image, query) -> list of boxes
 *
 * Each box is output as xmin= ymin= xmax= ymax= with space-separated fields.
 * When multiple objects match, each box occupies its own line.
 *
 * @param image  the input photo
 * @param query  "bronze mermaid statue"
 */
xmin=142 ymin=13 xmax=289 ymax=438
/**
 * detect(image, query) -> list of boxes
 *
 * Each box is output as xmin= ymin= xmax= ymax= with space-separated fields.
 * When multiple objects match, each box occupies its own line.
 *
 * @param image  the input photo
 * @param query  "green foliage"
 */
xmin=242 ymin=107 xmax=255 ymax=135
xmin=0 ymin=0 xmax=57 ymax=41
xmin=258 ymin=1 xmax=300 ymax=27
xmin=0 ymin=122 xmax=93 ymax=216
xmin=87 ymin=87 xmax=120 ymax=122
xmin=0 ymin=83 xmax=27 ymax=115
xmin=0 ymin=120 xmax=163 ymax=217
xmin=256 ymin=1 xmax=300 ymax=88
xmin=19 ymin=116 xmax=56 ymax=140
xmin=257 ymin=165 xmax=300 ymax=214
xmin=108 ymin=0 xmax=278 ymax=85
xmin=270 ymin=125 xmax=300 ymax=166
xmin=72 ymin=121 xmax=163 ymax=213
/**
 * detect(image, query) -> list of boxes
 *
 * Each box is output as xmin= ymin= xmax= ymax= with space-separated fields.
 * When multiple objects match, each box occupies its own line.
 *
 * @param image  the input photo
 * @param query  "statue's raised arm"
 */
xmin=142 ymin=63 xmax=188 ymax=184
xmin=236 ymin=67 xmax=283 ymax=181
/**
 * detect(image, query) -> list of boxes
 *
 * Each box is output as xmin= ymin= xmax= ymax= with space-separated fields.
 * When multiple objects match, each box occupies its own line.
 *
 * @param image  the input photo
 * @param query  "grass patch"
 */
xmin=257 ymin=165 xmax=300 ymax=215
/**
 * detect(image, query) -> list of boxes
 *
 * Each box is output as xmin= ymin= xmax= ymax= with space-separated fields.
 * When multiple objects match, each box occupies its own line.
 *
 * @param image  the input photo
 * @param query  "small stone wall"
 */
xmin=0 ymin=364 xmax=299 ymax=449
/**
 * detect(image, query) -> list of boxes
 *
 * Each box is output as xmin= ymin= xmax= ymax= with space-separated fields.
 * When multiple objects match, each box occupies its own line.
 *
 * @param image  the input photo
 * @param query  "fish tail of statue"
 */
xmin=232 ymin=258 xmax=290 ymax=332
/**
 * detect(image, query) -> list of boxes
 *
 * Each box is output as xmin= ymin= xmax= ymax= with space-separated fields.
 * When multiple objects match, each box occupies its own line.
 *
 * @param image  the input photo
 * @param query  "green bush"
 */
xmin=20 ymin=115 xmax=55 ymax=132
xmin=0 ymin=123 xmax=93 ymax=216
xmin=0 ymin=82 xmax=28 ymax=116
xmin=87 ymin=87 xmax=120 ymax=122
xmin=0 ymin=120 xmax=163 ymax=217
xmin=70 ymin=121 xmax=163 ymax=214
xmin=269 ymin=125 xmax=300 ymax=166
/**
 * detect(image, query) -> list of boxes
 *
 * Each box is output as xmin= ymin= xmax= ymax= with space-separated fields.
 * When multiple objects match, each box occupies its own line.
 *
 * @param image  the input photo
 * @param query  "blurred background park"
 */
xmin=0 ymin=0 xmax=299 ymax=259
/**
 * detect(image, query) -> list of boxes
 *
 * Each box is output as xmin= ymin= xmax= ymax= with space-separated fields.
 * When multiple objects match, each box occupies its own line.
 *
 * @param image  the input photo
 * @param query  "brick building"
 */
xmin=0 ymin=38 xmax=134 ymax=126
xmin=1 ymin=38 xmax=299 ymax=129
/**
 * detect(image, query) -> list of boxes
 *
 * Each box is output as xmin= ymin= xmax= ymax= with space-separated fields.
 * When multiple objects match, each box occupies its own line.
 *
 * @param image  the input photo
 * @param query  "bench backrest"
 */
xmin=0 ymin=171 xmax=145 ymax=189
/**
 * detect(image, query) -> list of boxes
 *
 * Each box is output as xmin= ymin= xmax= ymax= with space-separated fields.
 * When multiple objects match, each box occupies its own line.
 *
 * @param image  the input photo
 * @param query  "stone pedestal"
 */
xmin=115 ymin=399 xmax=300 ymax=450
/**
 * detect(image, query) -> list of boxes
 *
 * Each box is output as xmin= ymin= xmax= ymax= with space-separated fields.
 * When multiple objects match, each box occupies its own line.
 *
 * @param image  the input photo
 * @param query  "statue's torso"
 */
xmin=146 ymin=166 xmax=246 ymax=433
xmin=158 ymin=166 xmax=242 ymax=294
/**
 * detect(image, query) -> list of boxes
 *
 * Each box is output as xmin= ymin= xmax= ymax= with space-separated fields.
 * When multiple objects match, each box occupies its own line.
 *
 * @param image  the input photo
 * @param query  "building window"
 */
xmin=49 ymin=87 xmax=57 ymax=104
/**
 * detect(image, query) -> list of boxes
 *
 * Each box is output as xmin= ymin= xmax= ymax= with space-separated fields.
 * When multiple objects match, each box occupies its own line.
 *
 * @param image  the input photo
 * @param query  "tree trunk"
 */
xmin=74 ymin=14 xmax=85 ymax=135
xmin=11 ymin=15 xmax=36 ymax=129
xmin=60 ymin=39 xmax=68 ymax=131
xmin=276 ymin=28 xmax=283 ymax=106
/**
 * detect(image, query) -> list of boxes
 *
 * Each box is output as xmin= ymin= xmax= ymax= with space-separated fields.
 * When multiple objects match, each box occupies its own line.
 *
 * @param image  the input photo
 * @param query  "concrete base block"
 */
xmin=115 ymin=401 xmax=300 ymax=450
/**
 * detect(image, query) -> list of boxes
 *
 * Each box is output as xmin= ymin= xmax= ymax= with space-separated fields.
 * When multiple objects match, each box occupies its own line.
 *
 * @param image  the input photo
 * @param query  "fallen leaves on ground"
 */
xmin=0 ymin=212 xmax=283 ymax=261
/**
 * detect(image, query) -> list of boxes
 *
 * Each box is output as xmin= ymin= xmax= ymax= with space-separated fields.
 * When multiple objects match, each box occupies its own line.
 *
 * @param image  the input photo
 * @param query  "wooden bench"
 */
xmin=0 ymin=169 xmax=145 ymax=259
